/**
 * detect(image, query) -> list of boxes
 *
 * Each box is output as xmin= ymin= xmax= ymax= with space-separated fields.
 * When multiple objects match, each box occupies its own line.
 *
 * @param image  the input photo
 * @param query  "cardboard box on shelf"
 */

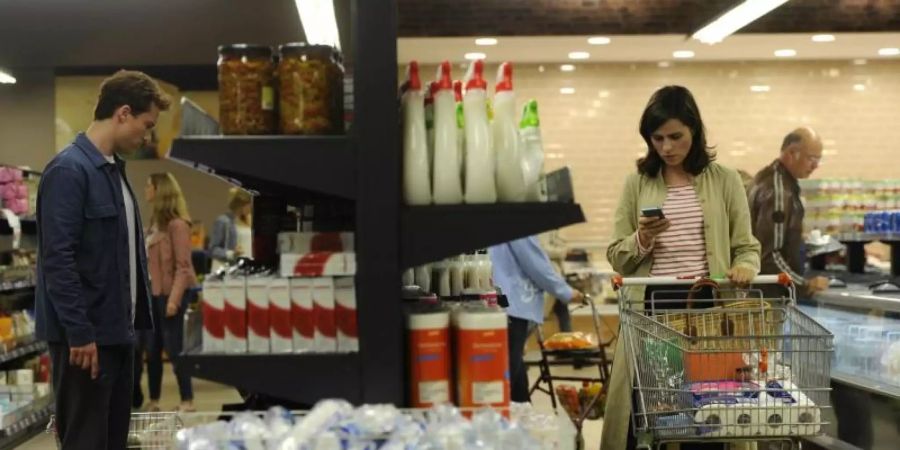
xmin=277 ymin=232 xmax=355 ymax=254
xmin=246 ymin=276 xmax=271 ymax=354
xmin=224 ymin=276 xmax=248 ymax=354
xmin=268 ymin=278 xmax=293 ymax=353
xmin=280 ymin=252 xmax=356 ymax=278
xmin=7 ymin=369 xmax=32 ymax=386
xmin=335 ymin=277 xmax=358 ymax=353
xmin=290 ymin=278 xmax=315 ymax=352
xmin=201 ymin=278 xmax=225 ymax=353
xmin=313 ymin=277 xmax=337 ymax=353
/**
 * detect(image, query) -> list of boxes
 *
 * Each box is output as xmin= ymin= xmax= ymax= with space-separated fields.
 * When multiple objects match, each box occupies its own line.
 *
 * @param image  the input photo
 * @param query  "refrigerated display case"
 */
xmin=800 ymin=285 xmax=900 ymax=450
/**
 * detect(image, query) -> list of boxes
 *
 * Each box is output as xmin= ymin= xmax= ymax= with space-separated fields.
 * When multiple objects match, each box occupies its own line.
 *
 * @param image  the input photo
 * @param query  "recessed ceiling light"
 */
xmin=774 ymin=49 xmax=797 ymax=57
xmin=750 ymin=85 xmax=771 ymax=92
xmin=658 ymin=61 xmax=671 ymax=68
xmin=878 ymin=47 xmax=900 ymax=56
xmin=560 ymin=87 xmax=576 ymax=95
xmin=0 ymin=70 xmax=15 ymax=85
xmin=588 ymin=36 xmax=611 ymax=45
xmin=475 ymin=38 xmax=497 ymax=46
xmin=464 ymin=52 xmax=486 ymax=61
xmin=853 ymin=84 xmax=866 ymax=91
xmin=853 ymin=59 xmax=868 ymax=65
xmin=560 ymin=64 xmax=576 ymax=72
xmin=568 ymin=51 xmax=590 ymax=60
xmin=812 ymin=34 xmax=835 ymax=43
xmin=673 ymin=50 xmax=695 ymax=59
xmin=538 ymin=65 xmax=545 ymax=73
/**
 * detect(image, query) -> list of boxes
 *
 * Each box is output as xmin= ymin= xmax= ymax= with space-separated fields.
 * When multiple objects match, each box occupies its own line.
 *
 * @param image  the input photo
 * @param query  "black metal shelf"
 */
xmin=401 ymin=202 xmax=587 ymax=268
xmin=837 ymin=232 xmax=900 ymax=275
xmin=168 ymin=135 xmax=356 ymax=200
xmin=0 ymin=398 xmax=53 ymax=450
xmin=181 ymin=352 xmax=362 ymax=405
xmin=0 ymin=340 xmax=47 ymax=366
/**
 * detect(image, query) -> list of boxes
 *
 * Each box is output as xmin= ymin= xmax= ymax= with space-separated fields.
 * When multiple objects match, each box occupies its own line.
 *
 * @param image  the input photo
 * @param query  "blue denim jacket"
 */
xmin=489 ymin=236 xmax=574 ymax=324
xmin=35 ymin=133 xmax=153 ymax=346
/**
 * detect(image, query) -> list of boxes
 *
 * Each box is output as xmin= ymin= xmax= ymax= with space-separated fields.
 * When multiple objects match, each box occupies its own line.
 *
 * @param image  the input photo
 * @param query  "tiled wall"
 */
xmin=417 ymin=59 xmax=900 ymax=245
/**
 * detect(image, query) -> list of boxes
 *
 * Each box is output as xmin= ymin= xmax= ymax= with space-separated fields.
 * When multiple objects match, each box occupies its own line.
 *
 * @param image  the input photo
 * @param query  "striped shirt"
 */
xmin=649 ymin=185 xmax=709 ymax=277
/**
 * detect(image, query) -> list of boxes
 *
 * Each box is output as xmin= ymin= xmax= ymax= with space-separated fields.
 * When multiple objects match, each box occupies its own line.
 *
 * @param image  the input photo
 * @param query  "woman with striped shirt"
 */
xmin=600 ymin=85 xmax=761 ymax=450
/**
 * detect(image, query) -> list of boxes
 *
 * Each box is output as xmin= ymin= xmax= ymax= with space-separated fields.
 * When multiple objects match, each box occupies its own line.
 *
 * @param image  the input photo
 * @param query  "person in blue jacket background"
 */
xmin=490 ymin=235 xmax=584 ymax=402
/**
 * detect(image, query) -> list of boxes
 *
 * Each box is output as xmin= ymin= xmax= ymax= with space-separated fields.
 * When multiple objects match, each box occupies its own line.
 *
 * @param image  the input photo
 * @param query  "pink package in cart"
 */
xmin=246 ymin=276 xmax=271 ymax=354
xmin=201 ymin=278 xmax=225 ymax=353
xmin=313 ymin=277 xmax=337 ymax=352
xmin=268 ymin=278 xmax=293 ymax=353
xmin=290 ymin=278 xmax=314 ymax=352
xmin=334 ymin=277 xmax=357 ymax=353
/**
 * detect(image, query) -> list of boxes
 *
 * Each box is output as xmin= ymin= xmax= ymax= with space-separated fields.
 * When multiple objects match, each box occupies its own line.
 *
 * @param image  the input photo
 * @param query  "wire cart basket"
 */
xmin=614 ymin=274 xmax=834 ymax=450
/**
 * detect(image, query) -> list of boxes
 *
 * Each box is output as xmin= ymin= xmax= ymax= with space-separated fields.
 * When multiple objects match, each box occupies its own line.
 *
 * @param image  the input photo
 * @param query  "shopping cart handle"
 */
xmin=611 ymin=273 xmax=791 ymax=289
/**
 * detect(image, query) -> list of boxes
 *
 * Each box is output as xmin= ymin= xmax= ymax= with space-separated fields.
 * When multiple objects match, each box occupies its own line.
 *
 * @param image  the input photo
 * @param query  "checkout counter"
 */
xmin=800 ymin=234 xmax=900 ymax=450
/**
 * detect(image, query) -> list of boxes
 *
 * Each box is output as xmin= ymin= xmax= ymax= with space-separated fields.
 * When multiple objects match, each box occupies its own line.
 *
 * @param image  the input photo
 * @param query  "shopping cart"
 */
xmin=529 ymin=295 xmax=613 ymax=449
xmin=614 ymin=274 xmax=834 ymax=450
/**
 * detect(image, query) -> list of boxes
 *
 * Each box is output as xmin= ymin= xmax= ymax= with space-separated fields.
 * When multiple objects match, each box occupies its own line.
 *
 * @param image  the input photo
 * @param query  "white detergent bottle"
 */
xmin=402 ymin=61 xmax=432 ymax=206
xmin=432 ymin=62 xmax=464 ymax=205
xmin=493 ymin=62 xmax=527 ymax=202
xmin=519 ymin=99 xmax=547 ymax=202
xmin=453 ymin=80 xmax=466 ymax=188
xmin=463 ymin=59 xmax=497 ymax=204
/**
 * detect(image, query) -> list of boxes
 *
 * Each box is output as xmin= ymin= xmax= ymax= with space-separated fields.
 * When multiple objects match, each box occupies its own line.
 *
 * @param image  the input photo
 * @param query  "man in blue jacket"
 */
xmin=36 ymin=70 xmax=169 ymax=449
xmin=490 ymin=235 xmax=584 ymax=402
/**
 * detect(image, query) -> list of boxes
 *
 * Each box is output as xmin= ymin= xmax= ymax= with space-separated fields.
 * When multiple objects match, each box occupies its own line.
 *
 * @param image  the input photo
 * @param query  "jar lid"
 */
xmin=279 ymin=42 xmax=340 ymax=60
xmin=218 ymin=44 xmax=273 ymax=58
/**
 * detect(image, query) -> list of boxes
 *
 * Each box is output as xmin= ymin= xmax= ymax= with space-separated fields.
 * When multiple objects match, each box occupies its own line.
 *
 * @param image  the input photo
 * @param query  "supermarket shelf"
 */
xmin=837 ymin=232 xmax=900 ymax=243
xmin=832 ymin=370 xmax=900 ymax=400
xmin=0 ymin=280 xmax=34 ymax=294
xmin=0 ymin=340 xmax=47 ymax=366
xmin=168 ymin=135 xmax=356 ymax=200
xmin=0 ymin=398 xmax=53 ymax=450
xmin=400 ymin=202 xmax=586 ymax=268
xmin=181 ymin=351 xmax=362 ymax=404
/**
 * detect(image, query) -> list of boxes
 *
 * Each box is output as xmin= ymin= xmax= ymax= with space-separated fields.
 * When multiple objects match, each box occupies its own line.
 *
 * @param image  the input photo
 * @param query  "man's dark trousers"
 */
xmin=50 ymin=343 xmax=134 ymax=450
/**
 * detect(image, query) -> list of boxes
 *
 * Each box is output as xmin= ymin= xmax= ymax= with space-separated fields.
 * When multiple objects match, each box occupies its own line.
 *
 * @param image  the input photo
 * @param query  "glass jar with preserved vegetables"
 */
xmin=217 ymin=44 xmax=276 ymax=135
xmin=277 ymin=43 xmax=344 ymax=135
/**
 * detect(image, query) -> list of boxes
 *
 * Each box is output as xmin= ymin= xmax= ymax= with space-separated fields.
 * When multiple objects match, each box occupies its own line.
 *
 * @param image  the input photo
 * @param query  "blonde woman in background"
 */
xmin=141 ymin=172 xmax=197 ymax=412
xmin=209 ymin=187 xmax=253 ymax=272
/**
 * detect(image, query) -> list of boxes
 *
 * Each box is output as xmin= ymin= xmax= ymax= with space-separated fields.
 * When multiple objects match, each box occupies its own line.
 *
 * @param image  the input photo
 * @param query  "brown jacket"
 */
xmin=147 ymin=218 xmax=197 ymax=306
xmin=748 ymin=160 xmax=806 ymax=285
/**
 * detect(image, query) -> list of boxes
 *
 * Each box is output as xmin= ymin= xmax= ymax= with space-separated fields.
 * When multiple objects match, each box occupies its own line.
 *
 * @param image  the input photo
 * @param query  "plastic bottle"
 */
xmin=463 ymin=59 xmax=497 ymax=204
xmin=519 ymin=99 xmax=547 ymax=202
xmin=493 ymin=62 xmax=527 ymax=202
xmin=453 ymin=80 xmax=466 ymax=187
xmin=425 ymin=82 xmax=436 ymax=173
xmin=432 ymin=62 xmax=464 ymax=204
xmin=401 ymin=61 xmax=432 ymax=206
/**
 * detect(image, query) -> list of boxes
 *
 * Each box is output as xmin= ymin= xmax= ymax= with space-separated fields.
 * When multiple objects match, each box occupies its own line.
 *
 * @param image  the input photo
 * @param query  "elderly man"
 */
xmin=748 ymin=127 xmax=829 ymax=296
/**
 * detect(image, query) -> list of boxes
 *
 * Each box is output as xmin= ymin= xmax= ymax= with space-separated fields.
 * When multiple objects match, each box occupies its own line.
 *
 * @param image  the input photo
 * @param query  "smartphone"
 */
xmin=641 ymin=207 xmax=666 ymax=219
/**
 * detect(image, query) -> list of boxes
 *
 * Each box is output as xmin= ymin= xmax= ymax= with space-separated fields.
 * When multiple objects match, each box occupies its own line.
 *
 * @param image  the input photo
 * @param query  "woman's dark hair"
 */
xmin=637 ymin=85 xmax=715 ymax=177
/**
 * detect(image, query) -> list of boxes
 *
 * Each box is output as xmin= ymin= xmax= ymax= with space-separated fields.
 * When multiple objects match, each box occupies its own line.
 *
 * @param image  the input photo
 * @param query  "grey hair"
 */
xmin=781 ymin=132 xmax=803 ymax=152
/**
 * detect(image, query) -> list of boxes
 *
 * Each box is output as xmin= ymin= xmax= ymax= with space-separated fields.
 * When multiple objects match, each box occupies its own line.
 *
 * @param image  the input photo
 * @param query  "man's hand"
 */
xmin=166 ymin=301 xmax=179 ymax=318
xmin=70 ymin=342 xmax=99 ymax=379
xmin=570 ymin=290 xmax=586 ymax=304
xmin=806 ymin=276 xmax=830 ymax=296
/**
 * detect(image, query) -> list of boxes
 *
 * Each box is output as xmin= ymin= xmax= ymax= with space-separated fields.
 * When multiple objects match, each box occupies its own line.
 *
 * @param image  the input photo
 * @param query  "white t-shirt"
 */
xmin=105 ymin=154 xmax=137 ymax=322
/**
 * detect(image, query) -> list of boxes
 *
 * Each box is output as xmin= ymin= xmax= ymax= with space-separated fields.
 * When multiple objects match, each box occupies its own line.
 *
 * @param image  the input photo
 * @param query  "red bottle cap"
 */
xmin=465 ymin=59 xmax=487 ymax=91
xmin=434 ymin=61 xmax=453 ymax=92
xmin=495 ymin=62 xmax=513 ymax=93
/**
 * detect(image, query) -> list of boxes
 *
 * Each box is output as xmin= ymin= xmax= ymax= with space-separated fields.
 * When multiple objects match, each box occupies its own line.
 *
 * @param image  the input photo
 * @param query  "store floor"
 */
xmin=22 ymin=362 xmax=603 ymax=449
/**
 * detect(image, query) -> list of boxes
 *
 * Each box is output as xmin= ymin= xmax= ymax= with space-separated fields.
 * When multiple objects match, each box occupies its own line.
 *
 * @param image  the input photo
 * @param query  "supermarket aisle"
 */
xmin=22 ymin=364 xmax=602 ymax=449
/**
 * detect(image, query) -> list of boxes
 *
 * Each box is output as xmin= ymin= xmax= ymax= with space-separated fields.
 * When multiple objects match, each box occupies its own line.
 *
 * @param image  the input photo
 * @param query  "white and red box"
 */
xmin=246 ymin=276 xmax=271 ymax=354
xmin=277 ymin=232 xmax=355 ymax=254
xmin=313 ymin=277 xmax=337 ymax=353
xmin=224 ymin=276 xmax=248 ymax=353
xmin=290 ymin=278 xmax=315 ymax=352
xmin=334 ymin=277 xmax=358 ymax=353
xmin=280 ymin=252 xmax=356 ymax=278
xmin=201 ymin=278 xmax=225 ymax=353
xmin=268 ymin=278 xmax=293 ymax=353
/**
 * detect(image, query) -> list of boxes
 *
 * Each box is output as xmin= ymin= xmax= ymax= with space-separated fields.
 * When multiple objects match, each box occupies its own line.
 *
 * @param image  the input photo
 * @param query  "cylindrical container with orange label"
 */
xmin=455 ymin=306 xmax=510 ymax=412
xmin=407 ymin=308 xmax=451 ymax=408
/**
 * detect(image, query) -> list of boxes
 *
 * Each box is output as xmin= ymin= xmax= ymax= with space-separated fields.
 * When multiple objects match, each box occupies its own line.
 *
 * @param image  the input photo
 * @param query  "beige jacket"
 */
xmin=601 ymin=162 xmax=760 ymax=450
